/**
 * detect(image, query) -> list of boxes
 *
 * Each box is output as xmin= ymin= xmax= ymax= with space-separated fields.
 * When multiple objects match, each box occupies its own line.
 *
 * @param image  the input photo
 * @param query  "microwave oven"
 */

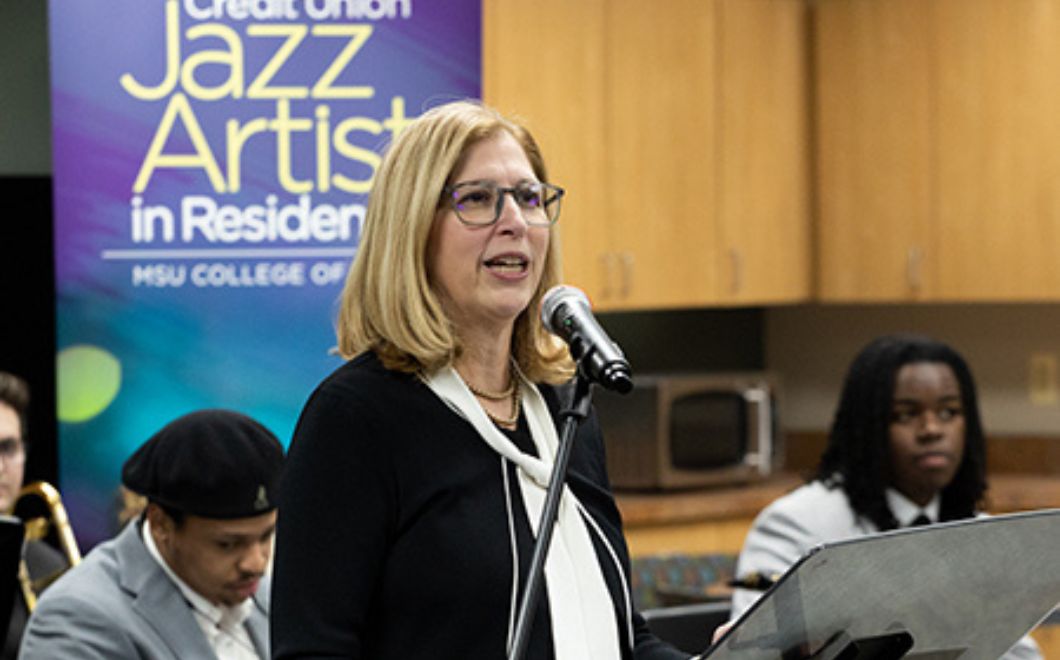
xmin=592 ymin=372 xmax=781 ymax=490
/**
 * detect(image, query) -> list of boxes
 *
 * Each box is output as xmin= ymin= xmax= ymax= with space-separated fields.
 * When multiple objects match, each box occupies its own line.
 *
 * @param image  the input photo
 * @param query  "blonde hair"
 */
xmin=336 ymin=100 xmax=573 ymax=384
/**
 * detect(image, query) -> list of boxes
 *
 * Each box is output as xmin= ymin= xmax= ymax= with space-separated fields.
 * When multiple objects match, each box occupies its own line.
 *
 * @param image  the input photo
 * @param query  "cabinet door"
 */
xmin=717 ymin=0 xmax=811 ymax=305
xmin=815 ymin=0 xmax=934 ymax=301
xmin=604 ymin=0 xmax=719 ymax=310
xmin=483 ymin=0 xmax=608 ymax=302
xmin=935 ymin=0 xmax=1060 ymax=300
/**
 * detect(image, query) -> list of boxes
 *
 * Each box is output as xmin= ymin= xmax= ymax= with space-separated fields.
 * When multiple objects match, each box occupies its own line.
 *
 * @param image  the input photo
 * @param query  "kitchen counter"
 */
xmin=983 ymin=473 xmax=1060 ymax=513
xmin=614 ymin=473 xmax=801 ymax=557
xmin=615 ymin=473 xmax=802 ymax=527
xmin=614 ymin=472 xmax=1060 ymax=557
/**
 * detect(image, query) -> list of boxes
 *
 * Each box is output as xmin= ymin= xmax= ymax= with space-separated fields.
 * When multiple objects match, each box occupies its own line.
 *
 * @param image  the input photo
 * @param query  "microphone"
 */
xmin=540 ymin=285 xmax=633 ymax=394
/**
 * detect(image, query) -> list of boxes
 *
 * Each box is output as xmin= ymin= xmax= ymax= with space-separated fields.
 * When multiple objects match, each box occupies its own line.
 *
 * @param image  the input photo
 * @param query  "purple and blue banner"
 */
xmin=49 ymin=0 xmax=480 ymax=548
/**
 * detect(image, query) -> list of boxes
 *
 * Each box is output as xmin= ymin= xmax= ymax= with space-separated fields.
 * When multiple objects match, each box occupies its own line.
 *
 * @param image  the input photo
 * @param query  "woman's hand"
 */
xmin=711 ymin=620 xmax=734 ymax=644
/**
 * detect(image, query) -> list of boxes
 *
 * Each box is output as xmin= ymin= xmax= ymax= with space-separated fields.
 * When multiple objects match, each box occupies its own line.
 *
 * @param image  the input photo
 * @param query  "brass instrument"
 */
xmin=14 ymin=481 xmax=82 ymax=611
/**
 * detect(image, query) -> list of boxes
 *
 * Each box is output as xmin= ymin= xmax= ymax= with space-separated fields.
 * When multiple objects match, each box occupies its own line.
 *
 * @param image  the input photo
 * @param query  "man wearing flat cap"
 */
xmin=20 ymin=409 xmax=284 ymax=659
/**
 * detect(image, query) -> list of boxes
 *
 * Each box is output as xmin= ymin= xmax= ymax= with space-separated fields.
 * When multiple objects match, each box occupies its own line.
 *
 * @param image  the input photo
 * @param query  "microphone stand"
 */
xmin=508 ymin=370 xmax=594 ymax=660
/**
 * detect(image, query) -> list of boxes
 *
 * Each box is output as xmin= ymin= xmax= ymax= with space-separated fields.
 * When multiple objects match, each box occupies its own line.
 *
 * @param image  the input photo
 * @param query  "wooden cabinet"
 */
xmin=817 ymin=0 xmax=1060 ymax=302
xmin=489 ymin=0 xmax=1060 ymax=306
xmin=603 ymin=0 xmax=720 ymax=309
xmin=815 ymin=0 xmax=934 ymax=301
xmin=483 ymin=0 xmax=609 ymax=299
xmin=484 ymin=0 xmax=811 ymax=311
xmin=935 ymin=0 xmax=1060 ymax=300
xmin=717 ymin=0 xmax=811 ymax=304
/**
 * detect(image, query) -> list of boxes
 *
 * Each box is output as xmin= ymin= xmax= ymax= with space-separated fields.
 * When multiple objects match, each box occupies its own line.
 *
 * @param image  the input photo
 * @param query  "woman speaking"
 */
xmin=269 ymin=100 xmax=691 ymax=659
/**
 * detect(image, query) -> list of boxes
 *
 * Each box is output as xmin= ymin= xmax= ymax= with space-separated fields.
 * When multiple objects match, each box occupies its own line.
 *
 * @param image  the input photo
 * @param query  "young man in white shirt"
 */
xmin=731 ymin=334 xmax=1040 ymax=660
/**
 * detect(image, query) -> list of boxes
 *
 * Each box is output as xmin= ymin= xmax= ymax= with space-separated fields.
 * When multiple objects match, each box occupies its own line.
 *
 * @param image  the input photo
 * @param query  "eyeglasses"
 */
xmin=442 ymin=180 xmax=565 ymax=227
xmin=0 ymin=438 xmax=25 ymax=466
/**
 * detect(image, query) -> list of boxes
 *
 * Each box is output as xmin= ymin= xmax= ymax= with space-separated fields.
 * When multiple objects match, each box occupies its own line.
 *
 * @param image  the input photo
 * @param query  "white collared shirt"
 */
xmin=884 ymin=488 xmax=940 ymax=527
xmin=142 ymin=519 xmax=262 ymax=660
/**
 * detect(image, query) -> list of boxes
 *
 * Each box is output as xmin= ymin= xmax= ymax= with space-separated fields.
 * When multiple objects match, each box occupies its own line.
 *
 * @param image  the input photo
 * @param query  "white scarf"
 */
xmin=424 ymin=365 xmax=624 ymax=659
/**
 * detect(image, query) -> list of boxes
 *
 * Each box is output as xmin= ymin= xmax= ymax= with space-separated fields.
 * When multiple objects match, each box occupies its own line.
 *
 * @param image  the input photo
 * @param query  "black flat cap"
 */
xmin=122 ymin=409 xmax=284 ymax=519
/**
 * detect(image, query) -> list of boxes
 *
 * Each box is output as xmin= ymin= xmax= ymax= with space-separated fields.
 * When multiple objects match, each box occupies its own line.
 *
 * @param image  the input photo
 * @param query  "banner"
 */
xmin=49 ymin=0 xmax=480 ymax=547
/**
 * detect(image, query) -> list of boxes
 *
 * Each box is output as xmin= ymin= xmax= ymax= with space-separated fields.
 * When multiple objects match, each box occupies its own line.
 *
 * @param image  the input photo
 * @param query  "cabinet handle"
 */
xmin=729 ymin=248 xmax=743 ymax=295
xmin=620 ymin=252 xmax=634 ymax=299
xmin=906 ymin=246 xmax=923 ymax=292
xmin=600 ymin=252 xmax=614 ymax=301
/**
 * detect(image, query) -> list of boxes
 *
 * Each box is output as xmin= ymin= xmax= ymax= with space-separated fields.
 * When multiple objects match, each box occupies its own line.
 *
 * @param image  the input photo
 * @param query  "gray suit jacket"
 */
xmin=19 ymin=520 xmax=269 ymax=659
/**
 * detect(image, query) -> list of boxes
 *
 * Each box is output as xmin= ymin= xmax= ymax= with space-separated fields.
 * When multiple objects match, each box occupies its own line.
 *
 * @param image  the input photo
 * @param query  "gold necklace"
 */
xmin=481 ymin=382 xmax=521 ymax=428
xmin=461 ymin=357 xmax=517 ymax=401
xmin=466 ymin=379 xmax=516 ymax=402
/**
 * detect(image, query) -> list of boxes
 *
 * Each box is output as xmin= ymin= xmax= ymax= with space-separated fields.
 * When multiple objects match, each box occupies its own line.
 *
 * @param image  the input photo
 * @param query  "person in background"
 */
xmin=115 ymin=484 xmax=148 ymax=529
xmin=0 ymin=371 xmax=65 ymax=660
xmin=270 ymin=100 xmax=691 ymax=659
xmin=20 ymin=409 xmax=284 ymax=659
xmin=730 ymin=334 xmax=1040 ymax=659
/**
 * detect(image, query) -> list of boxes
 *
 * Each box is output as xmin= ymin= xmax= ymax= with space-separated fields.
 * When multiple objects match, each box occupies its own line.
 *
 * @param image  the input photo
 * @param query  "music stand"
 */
xmin=704 ymin=508 xmax=1060 ymax=660
xmin=0 ymin=515 xmax=25 ymax=650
